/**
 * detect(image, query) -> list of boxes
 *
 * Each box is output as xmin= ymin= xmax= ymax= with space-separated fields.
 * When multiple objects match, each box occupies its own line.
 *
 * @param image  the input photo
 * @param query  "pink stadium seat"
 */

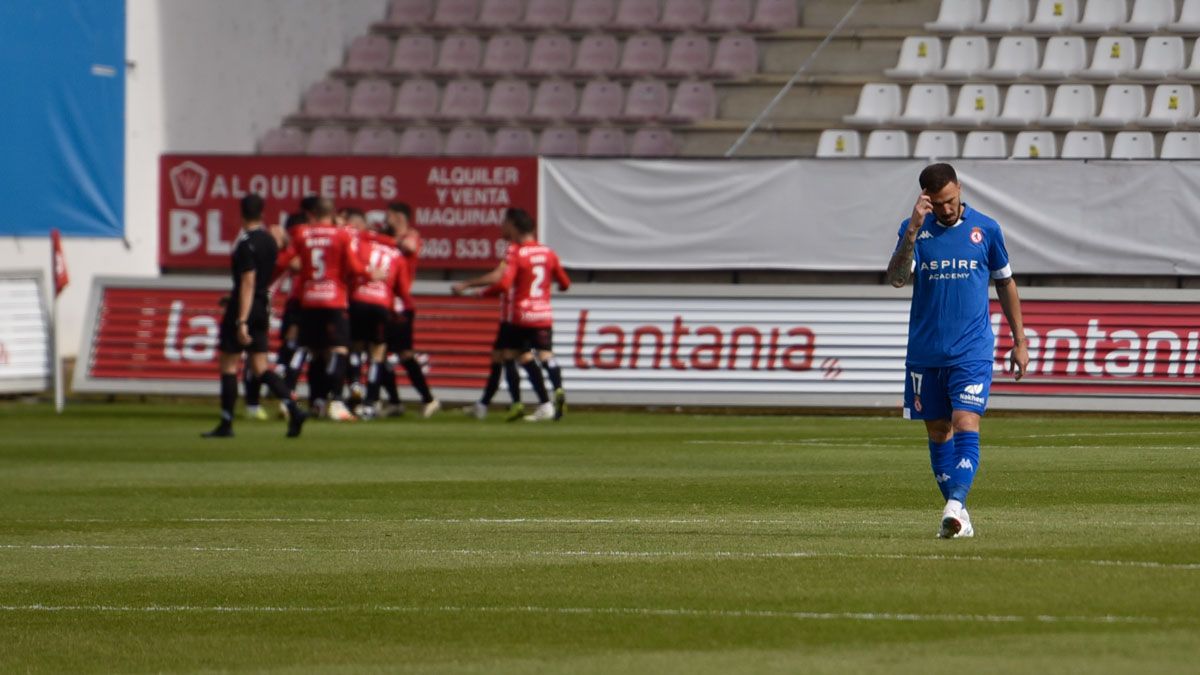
xmin=481 ymin=79 xmax=532 ymax=122
xmin=524 ymin=79 xmax=578 ymax=121
xmin=666 ymin=80 xmax=717 ymax=121
xmin=571 ymin=33 xmax=621 ymax=76
xmin=664 ymin=34 xmax=712 ymax=76
xmin=523 ymin=33 xmax=573 ymax=76
xmin=431 ymin=0 xmax=480 ymax=26
xmin=435 ymin=79 xmax=487 ymax=120
xmin=347 ymin=79 xmax=395 ymax=118
xmin=435 ymin=34 xmax=483 ymax=73
xmin=492 ymin=127 xmax=536 ymax=154
xmin=568 ymin=0 xmax=617 ymax=28
xmin=629 ymin=127 xmax=678 ymax=156
xmin=390 ymin=79 xmax=441 ymax=119
xmin=390 ymin=34 xmax=437 ymax=73
xmin=481 ymin=34 xmax=528 ymax=74
xmin=585 ymin=127 xmax=628 ymax=156
xmin=397 ymin=127 xmax=443 ymax=155
xmin=570 ymin=80 xmax=625 ymax=122
xmin=258 ymin=127 xmax=307 ymax=154
xmin=343 ymin=35 xmax=393 ymax=72
xmin=475 ymin=0 xmax=525 ymax=27
xmin=704 ymin=0 xmax=753 ymax=29
xmin=523 ymin=0 xmax=570 ymax=27
xmin=538 ymin=126 xmax=581 ymax=155
xmin=300 ymin=79 xmax=349 ymax=117
xmin=746 ymin=0 xmax=800 ymax=30
xmin=708 ymin=34 xmax=758 ymax=77
xmin=660 ymin=0 xmax=706 ymax=30
xmin=386 ymin=0 xmax=435 ymax=26
xmin=618 ymin=34 xmax=666 ymax=76
xmin=306 ymin=126 xmax=352 ymax=155
xmin=614 ymin=0 xmax=661 ymax=29
xmin=619 ymin=79 xmax=670 ymax=122
xmin=445 ymin=126 xmax=492 ymax=155
xmin=351 ymin=127 xmax=397 ymax=155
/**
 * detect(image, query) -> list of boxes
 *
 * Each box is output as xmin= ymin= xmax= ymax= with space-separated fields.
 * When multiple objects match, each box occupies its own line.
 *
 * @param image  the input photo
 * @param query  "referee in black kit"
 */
xmin=203 ymin=194 xmax=307 ymax=438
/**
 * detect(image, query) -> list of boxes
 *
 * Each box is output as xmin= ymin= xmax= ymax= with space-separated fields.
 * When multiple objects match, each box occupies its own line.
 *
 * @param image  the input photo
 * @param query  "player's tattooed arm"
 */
xmin=887 ymin=194 xmax=932 ymax=288
xmin=995 ymin=276 xmax=1030 ymax=380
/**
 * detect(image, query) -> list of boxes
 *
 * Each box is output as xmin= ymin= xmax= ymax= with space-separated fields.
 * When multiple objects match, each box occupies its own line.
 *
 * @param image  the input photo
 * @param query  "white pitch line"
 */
xmin=1 ymin=543 xmax=1197 ymax=571
xmin=12 ymin=516 xmax=1200 ymax=527
xmin=0 ymin=604 xmax=1178 ymax=626
xmin=684 ymin=440 xmax=1200 ymax=451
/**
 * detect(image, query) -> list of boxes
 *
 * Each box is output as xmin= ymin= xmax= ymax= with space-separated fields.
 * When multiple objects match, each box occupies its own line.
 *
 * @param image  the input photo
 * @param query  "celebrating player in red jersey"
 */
xmin=388 ymin=202 xmax=421 ymax=284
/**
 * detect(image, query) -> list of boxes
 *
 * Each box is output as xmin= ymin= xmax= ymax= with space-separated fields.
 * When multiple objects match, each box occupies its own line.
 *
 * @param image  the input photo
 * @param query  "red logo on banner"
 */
xmin=169 ymin=161 xmax=210 ymax=207
xmin=50 ymin=228 xmax=69 ymax=297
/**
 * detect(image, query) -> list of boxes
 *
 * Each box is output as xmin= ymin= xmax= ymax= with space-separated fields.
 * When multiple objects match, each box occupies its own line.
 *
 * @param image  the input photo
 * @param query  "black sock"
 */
xmin=348 ymin=352 xmax=363 ymax=390
xmin=243 ymin=367 xmax=261 ymax=407
xmin=308 ymin=354 xmax=328 ymax=403
xmin=284 ymin=347 xmax=307 ymax=390
xmin=521 ymin=360 xmax=550 ymax=403
xmin=481 ymin=363 xmax=502 ymax=405
xmin=542 ymin=356 xmax=563 ymax=392
xmin=402 ymin=357 xmax=435 ymax=403
xmin=381 ymin=361 xmax=400 ymax=404
xmin=504 ymin=360 xmax=521 ymax=404
xmin=327 ymin=352 xmax=348 ymax=402
xmin=366 ymin=362 xmax=382 ymax=405
xmin=260 ymin=371 xmax=299 ymax=417
xmin=276 ymin=341 xmax=296 ymax=377
xmin=219 ymin=373 xmax=237 ymax=424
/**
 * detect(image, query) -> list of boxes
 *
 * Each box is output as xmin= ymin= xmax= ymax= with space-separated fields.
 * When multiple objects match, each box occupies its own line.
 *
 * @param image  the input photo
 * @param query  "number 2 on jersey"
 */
xmin=530 ymin=264 xmax=546 ymax=297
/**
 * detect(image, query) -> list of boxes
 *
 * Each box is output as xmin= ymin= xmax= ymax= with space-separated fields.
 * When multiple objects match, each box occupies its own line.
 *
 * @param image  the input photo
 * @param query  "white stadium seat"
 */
xmin=1131 ymin=36 xmax=1185 ymax=81
xmin=1080 ymin=37 xmax=1136 ymax=80
xmin=925 ymin=0 xmax=983 ymax=32
xmin=1076 ymin=0 xmax=1128 ymax=34
xmin=1091 ymin=84 xmax=1146 ymax=129
xmin=844 ymin=83 xmax=903 ymax=126
xmin=1160 ymin=131 xmax=1200 ymax=158
xmin=1027 ymin=0 xmax=1080 ymax=32
xmin=1122 ymin=0 xmax=1175 ymax=33
xmin=893 ymin=84 xmax=951 ymax=128
xmin=1061 ymin=130 xmax=1106 ymax=158
xmin=1032 ymin=36 xmax=1087 ymax=80
xmin=1143 ymin=84 xmax=1195 ymax=129
xmin=1011 ymin=130 xmax=1058 ymax=158
xmin=994 ymin=84 xmax=1049 ymax=128
xmin=864 ymin=130 xmax=910 ymax=157
xmin=961 ymin=130 xmax=1007 ymax=158
xmin=1043 ymin=84 xmax=1097 ymax=128
xmin=943 ymin=84 xmax=1001 ymax=128
xmin=913 ymin=130 xmax=960 ymax=158
xmin=935 ymin=36 xmax=990 ymax=80
xmin=1171 ymin=0 xmax=1200 ymax=32
xmin=885 ymin=36 xmax=943 ymax=79
xmin=976 ymin=0 xmax=1031 ymax=31
xmin=1109 ymin=131 xmax=1155 ymax=159
xmin=985 ymin=36 xmax=1040 ymax=80
xmin=1177 ymin=38 xmax=1200 ymax=81
xmin=815 ymin=129 xmax=862 ymax=157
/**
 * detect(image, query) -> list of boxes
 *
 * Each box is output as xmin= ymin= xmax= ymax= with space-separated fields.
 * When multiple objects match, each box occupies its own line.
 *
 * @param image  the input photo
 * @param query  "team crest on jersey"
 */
xmin=970 ymin=227 xmax=984 ymax=244
xmin=913 ymin=395 xmax=923 ymax=413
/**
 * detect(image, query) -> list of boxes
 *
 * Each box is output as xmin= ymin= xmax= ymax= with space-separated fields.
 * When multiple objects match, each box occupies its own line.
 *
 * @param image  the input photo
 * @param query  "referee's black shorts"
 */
xmin=350 ymin=301 xmax=390 ymax=345
xmin=299 ymin=307 xmax=351 ymax=350
xmin=218 ymin=300 xmax=271 ymax=354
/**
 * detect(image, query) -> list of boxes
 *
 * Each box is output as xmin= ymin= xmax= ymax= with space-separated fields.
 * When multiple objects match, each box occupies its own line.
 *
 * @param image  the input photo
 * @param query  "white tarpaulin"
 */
xmin=541 ymin=159 xmax=1200 ymax=275
xmin=0 ymin=272 xmax=50 ymax=394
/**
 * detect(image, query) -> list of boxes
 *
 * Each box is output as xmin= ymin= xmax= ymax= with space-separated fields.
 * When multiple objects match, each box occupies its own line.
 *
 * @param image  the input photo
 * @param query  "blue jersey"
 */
xmin=895 ymin=203 xmax=1012 ymax=368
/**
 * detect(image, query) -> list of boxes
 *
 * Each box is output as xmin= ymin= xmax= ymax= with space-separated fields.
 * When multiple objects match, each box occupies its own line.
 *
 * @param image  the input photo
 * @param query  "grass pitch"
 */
xmin=0 ymin=402 xmax=1197 ymax=673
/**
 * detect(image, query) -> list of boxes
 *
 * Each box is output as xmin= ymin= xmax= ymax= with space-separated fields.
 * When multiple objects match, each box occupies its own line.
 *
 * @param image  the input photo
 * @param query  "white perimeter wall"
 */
xmin=0 ymin=0 xmax=386 ymax=357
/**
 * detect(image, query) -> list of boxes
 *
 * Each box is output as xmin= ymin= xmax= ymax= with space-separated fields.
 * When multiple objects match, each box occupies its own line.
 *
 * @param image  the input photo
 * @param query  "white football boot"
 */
xmin=327 ymin=400 xmax=356 ymax=422
xmin=422 ymin=399 xmax=442 ymax=419
xmin=524 ymin=401 xmax=555 ymax=422
xmin=938 ymin=502 xmax=975 ymax=539
xmin=462 ymin=402 xmax=487 ymax=420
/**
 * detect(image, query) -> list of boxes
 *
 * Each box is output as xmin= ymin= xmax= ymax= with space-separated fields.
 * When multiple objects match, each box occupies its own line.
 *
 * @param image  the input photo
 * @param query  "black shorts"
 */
xmin=494 ymin=323 xmax=553 ymax=353
xmin=350 ymin=302 xmax=390 ymax=345
xmin=280 ymin=299 xmax=302 ymax=336
xmin=218 ymin=301 xmax=271 ymax=354
xmin=387 ymin=309 xmax=416 ymax=353
xmin=299 ymin=307 xmax=351 ymax=350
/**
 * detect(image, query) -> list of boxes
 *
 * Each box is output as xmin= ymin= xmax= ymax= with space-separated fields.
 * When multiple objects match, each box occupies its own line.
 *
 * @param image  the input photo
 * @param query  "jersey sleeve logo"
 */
xmin=969 ymin=227 xmax=984 ymax=244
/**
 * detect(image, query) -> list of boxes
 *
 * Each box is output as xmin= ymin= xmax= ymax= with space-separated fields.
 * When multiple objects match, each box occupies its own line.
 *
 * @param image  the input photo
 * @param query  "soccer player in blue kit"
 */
xmin=886 ymin=164 xmax=1030 ymax=539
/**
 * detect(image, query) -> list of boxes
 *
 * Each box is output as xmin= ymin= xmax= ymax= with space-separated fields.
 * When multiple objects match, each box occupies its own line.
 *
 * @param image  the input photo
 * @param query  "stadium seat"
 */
xmin=667 ymin=80 xmax=718 ymax=121
xmin=435 ymin=79 xmax=487 ymax=120
xmin=1043 ymin=84 xmax=1097 ymax=128
xmin=571 ymin=33 xmax=621 ymax=76
xmin=585 ymin=127 xmax=628 ymax=156
xmin=1122 ymin=0 xmax=1175 ymax=32
xmin=1171 ymin=0 xmax=1200 ymax=32
xmin=300 ymin=79 xmax=349 ymax=117
xmin=258 ymin=127 xmax=307 ymax=154
xmin=397 ymin=126 xmax=443 ymax=155
xmin=475 ymin=0 xmax=524 ymax=27
xmin=1143 ymin=84 xmax=1195 ymax=129
xmin=942 ymin=84 xmax=1000 ymax=129
xmin=660 ymin=0 xmax=707 ymax=30
xmin=913 ymin=130 xmax=960 ymax=159
xmin=481 ymin=79 xmax=532 ymax=122
xmin=568 ymin=0 xmax=616 ymax=28
xmin=620 ymin=79 xmax=670 ymax=122
xmin=1076 ymin=0 xmax=1128 ymax=34
xmin=629 ymin=127 xmax=679 ymax=156
xmin=492 ymin=126 xmax=536 ymax=155
xmin=1159 ymin=131 xmax=1200 ymax=158
xmin=391 ymin=79 xmax=441 ymax=119
xmin=1080 ymin=37 xmax=1135 ymax=80
xmin=884 ymin=36 xmax=944 ymax=79
xmin=961 ymin=130 xmax=1007 ymax=158
xmin=431 ymin=0 xmax=480 ymax=26
xmin=571 ymin=79 xmax=625 ymax=122
xmin=843 ymin=83 xmax=903 ymax=126
xmin=746 ymin=0 xmax=800 ymax=30
xmin=863 ymin=130 xmax=910 ymax=158
xmin=434 ymin=34 xmax=483 ymax=73
xmin=893 ymin=83 xmax=951 ymax=128
xmin=343 ymin=35 xmax=393 ymax=73
xmin=538 ymin=126 xmax=581 ymax=155
xmin=525 ymin=79 xmax=578 ymax=121
xmin=1109 ymin=131 xmax=1155 ymax=159
xmin=664 ymin=34 xmax=712 ymax=76
xmin=351 ymin=127 xmax=397 ymax=155
xmin=390 ymin=34 xmax=437 ymax=73
xmin=815 ymin=129 xmax=862 ymax=158
xmin=984 ymin=36 xmax=1039 ymax=80
xmin=480 ymin=34 xmax=528 ymax=74
xmin=1031 ymin=36 xmax=1086 ymax=80
xmin=707 ymin=35 xmax=758 ymax=77
xmin=1177 ymin=38 xmax=1200 ymax=81
xmin=976 ymin=0 xmax=1031 ymax=30
xmin=926 ymin=0 xmax=982 ymax=32
xmin=1060 ymin=130 xmax=1106 ymax=158
xmin=1131 ymin=36 xmax=1185 ymax=80
xmin=934 ymin=36 xmax=990 ymax=80
xmin=306 ymin=125 xmax=352 ymax=154
xmin=615 ymin=0 xmax=661 ymax=29
xmin=704 ymin=0 xmax=753 ymax=30
xmin=524 ymin=0 xmax=570 ymax=27
xmin=994 ymin=84 xmax=1049 ymax=128
xmin=386 ymin=0 xmax=435 ymax=26
xmin=619 ymin=34 xmax=667 ymax=76
xmin=347 ymin=79 xmax=395 ymax=118
xmin=1091 ymin=84 xmax=1146 ymax=129
xmin=1027 ymin=0 xmax=1080 ymax=32
xmin=524 ymin=34 xmax=573 ymax=76
xmin=444 ymin=126 xmax=492 ymax=155
xmin=1011 ymin=130 xmax=1058 ymax=158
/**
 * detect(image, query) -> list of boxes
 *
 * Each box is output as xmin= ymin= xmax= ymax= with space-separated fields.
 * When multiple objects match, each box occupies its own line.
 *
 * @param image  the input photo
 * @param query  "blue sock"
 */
xmin=949 ymin=431 xmax=981 ymax=504
xmin=928 ymin=438 xmax=956 ymax=500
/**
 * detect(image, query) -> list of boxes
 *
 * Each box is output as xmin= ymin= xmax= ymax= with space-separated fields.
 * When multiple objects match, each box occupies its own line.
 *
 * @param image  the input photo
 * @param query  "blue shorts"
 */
xmin=903 ymin=360 xmax=993 ymax=420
